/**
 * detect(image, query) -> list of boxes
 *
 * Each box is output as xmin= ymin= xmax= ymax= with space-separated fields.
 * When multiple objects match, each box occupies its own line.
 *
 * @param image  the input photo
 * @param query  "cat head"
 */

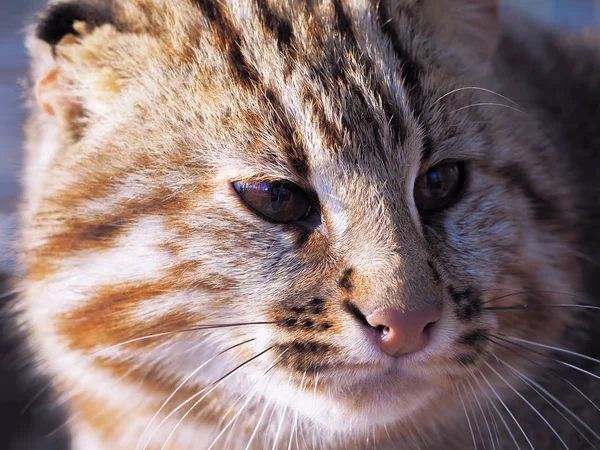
xmin=22 ymin=0 xmax=580 ymax=445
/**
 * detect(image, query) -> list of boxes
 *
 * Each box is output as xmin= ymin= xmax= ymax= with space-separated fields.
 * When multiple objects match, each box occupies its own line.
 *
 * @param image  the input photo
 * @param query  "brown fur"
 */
xmin=18 ymin=0 xmax=600 ymax=448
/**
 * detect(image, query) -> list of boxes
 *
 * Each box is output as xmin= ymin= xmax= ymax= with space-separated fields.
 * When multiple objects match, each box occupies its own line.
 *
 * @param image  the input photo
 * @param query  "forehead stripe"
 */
xmin=333 ymin=0 xmax=407 ymax=146
xmin=191 ymin=0 xmax=260 ymax=89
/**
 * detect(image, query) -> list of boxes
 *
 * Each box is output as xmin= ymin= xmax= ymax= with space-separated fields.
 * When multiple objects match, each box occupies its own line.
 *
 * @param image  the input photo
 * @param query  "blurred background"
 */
xmin=0 ymin=0 xmax=598 ymax=449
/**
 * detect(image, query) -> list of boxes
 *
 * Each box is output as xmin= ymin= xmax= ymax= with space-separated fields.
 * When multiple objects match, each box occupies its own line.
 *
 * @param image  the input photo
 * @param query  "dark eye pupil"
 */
xmin=427 ymin=170 xmax=444 ymax=197
xmin=271 ymin=183 xmax=292 ymax=211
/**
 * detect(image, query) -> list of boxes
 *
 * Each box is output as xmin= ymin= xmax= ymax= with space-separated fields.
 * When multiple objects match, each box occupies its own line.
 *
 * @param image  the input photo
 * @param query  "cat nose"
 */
xmin=366 ymin=307 xmax=441 ymax=357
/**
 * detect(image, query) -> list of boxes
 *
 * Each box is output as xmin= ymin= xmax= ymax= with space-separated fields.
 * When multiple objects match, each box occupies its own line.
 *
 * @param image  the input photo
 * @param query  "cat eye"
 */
xmin=233 ymin=180 xmax=311 ymax=223
xmin=414 ymin=162 xmax=466 ymax=212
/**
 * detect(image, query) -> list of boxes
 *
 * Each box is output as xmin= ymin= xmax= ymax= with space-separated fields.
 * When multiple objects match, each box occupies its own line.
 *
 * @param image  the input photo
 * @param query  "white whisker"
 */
xmin=503 ymin=336 xmax=600 ymax=365
xmin=136 ymin=338 xmax=253 ymax=450
xmin=477 ymin=368 xmax=534 ymax=449
xmin=483 ymin=361 xmax=569 ymax=449
xmin=450 ymin=103 xmax=528 ymax=116
xmin=496 ymin=356 xmax=600 ymax=443
xmin=432 ymin=86 xmax=523 ymax=108
xmin=457 ymin=383 xmax=478 ymax=450
xmin=466 ymin=375 xmax=495 ymax=450
xmin=160 ymin=346 xmax=272 ymax=450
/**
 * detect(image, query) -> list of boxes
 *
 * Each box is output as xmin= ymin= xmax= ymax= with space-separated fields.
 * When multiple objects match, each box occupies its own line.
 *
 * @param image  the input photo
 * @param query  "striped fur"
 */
xmin=19 ymin=0 xmax=600 ymax=448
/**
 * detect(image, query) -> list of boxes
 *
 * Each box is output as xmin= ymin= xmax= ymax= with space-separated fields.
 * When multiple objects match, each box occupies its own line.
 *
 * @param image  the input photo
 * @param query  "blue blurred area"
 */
xmin=504 ymin=0 xmax=600 ymax=29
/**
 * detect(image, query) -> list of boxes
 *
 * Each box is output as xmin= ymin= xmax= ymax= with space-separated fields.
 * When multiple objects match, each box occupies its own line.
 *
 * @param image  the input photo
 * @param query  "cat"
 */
xmin=16 ymin=0 xmax=600 ymax=448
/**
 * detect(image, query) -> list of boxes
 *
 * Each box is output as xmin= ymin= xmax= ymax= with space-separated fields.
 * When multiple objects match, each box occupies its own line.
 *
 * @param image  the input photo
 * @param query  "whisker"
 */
xmin=465 ymin=375 xmax=495 ymax=450
xmin=135 ymin=338 xmax=254 ymax=450
xmin=288 ymin=371 xmax=306 ymax=450
xmin=272 ymin=374 xmax=291 ymax=450
xmin=501 ymin=336 xmax=600 ymax=366
xmin=457 ymin=383 xmax=478 ymax=450
xmin=501 ymin=360 xmax=597 ymax=448
xmin=481 ymin=385 xmax=502 ymax=448
xmin=482 ymin=291 xmax=581 ymax=306
xmin=477 ymin=368 xmax=535 ymax=449
xmin=244 ymin=388 xmax=274 ymax=450
xmin=486 ymin=334 xmax=600 ymax=414
xmin=432 ymin=86 xmax=523 ymax=108
xmin=483 ymin=361 xmax=569 ymax=449
xmin=470 ymin=370 xmax=520 ymax=450
xmin=160 ymin=346 xmax=273 ymax=450
xmin=483 ymin=304 xmax=600 ymax=312
xmin=90 ymin=321 xmax=277 ymax=358
xmin=489 ymin=333 xmax=600 ymax=385
xmin=450 ymin=103 xmax=528 ymax=116
xmin=209 ymin=348 xmax=288 ymax=450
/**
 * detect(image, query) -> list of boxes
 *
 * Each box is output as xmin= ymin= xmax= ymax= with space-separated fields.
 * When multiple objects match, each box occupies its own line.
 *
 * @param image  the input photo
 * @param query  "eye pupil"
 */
xmin=427 ymin=170 xmax=443 ymax=196
xmin=414 ymin=162 xmax=465 ymax=212
xmin=271 ymin=183 xmax=292 ymax=211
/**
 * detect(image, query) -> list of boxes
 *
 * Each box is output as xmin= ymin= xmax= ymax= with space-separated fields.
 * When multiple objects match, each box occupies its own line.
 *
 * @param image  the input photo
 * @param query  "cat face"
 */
xmin=23 ymin=0 xmax=580 ymax=446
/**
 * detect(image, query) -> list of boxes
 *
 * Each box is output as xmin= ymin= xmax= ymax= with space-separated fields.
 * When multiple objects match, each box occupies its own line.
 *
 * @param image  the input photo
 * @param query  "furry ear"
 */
xmin=424 ymin=0 xmax=499 ymax=61
xmin=35 ymin=1 xmax=114 ymax=48
xmin=28 ymin=1 xmax=122 ymax=130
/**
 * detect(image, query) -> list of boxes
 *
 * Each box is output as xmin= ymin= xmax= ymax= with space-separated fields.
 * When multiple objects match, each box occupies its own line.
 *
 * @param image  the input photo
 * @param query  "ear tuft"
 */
xmin=36 ymin=1 xmax=114 ymax=47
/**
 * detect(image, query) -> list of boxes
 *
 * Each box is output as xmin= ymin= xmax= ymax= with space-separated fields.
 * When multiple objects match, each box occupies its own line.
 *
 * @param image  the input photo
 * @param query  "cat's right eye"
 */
xmin=233 ymin=180 xmax=311 ymax=223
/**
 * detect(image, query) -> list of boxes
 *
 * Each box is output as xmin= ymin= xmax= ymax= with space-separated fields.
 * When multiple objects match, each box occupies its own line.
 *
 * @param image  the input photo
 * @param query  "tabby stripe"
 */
xmin=333 ymin=0 xmax=406 ymax=145
xmin=374 ymin=0 xmax=434 ymax=152
xmin=254 ymin=0 xmax=294 ymax=52
xmin=191 ymin=0 xmax=309 ymax=173
xmin=264 ymin=88 xmax=310 ymax=175
xmin=29 ymin=191 xmax=189 ymax=279
xmin=301 ymin=85 xmax=342 ymax=151
xmin=190 ymin=0 xmax=260 ymax=88
xmin=373 ymin=0 xmax=422 ymax=102
xmin=497 ymin=164 xmax=560 ymax=223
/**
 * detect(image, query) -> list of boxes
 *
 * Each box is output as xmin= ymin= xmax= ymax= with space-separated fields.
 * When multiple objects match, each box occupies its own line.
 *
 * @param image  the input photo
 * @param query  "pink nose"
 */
xmin=366 ymin=307 xmax=441 ymax=357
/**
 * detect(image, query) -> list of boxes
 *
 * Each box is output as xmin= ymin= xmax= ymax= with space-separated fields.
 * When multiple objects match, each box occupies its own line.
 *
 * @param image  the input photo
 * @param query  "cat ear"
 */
xmin=424 ymin=0 xmax=499 ymax=61
xmin=28 ymin=1 xmax=120 ymax=130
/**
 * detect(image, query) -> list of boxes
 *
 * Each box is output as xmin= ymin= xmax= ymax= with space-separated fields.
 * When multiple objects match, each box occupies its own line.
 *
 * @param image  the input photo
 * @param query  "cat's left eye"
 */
xmin=233 ymin=180 xmax=311 ymax=223
xmin=414 ymin=162 xmax=466 ymax=212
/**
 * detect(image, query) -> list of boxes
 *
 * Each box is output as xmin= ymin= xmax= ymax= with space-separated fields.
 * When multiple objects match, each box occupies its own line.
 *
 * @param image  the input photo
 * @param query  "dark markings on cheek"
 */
xmin=458 ymin=329 xmax=487 ymax=347
xmin=447 ymin=286 xmax=481 ymax=321
xmin=302 ymin=319 xmax=314 ymax=329
xmin=456 ymin=354 xmax=477 ymax=367
xmin=339 ymin=268 xmax=354 ymax=292
xmin=284 ymin=317 xmax=298 ymax=327
xmin=343 ymin=298 xmax=369 ymax=326
xmin=290 ymin=305 xmax=305 ymax=314
xmin=427 ymin=260 xmax=441 ymax=283
xmin=456 ymin=302 xmax=481 ymax=322
xmin=276 ymin=341 xmax=332 ymax=372
xmin=309 ymin=298 xmax=324 ymax=314
xmin=279 ymin=298 xmax=330 ymax=332
xmin=497 ymin=164 xmax=559 ymax=223
xmin=447 ymin=286 xmax=472 ymax=304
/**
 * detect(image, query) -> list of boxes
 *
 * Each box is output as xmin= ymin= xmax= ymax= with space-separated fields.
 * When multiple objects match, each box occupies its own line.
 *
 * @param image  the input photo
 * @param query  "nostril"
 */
xmin=423 ymin=321 xmax=436 ymax=333
xmin=376 ymin=325 xmax=390 ymax=337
